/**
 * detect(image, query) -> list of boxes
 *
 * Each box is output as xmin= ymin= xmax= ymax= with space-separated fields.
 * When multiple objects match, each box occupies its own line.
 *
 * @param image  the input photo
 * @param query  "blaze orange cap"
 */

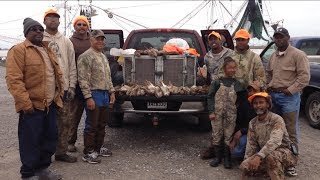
xmin=73 ymin=15 xmax=90 ymax=27
xmin=248 ymin=92 xmax=269 ymax=103
xmin=44 ymin=9 xmax=60 ymax=20
xmin=234 ymin=29 xmax=250 ymax=39
xmin=208 ymin=31 xmax=221 ymax=40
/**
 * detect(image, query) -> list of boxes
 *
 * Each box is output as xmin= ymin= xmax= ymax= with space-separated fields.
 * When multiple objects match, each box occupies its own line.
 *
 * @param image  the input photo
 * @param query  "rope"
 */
xmin=92 ymin=4 xmax=148 ymax=29
xmin=171 ymin=0 xmax=209 ymax=28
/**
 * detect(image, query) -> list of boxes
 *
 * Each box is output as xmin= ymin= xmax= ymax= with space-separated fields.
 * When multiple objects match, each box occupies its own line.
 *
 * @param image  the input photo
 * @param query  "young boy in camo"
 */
xmin=207 ymin=57 xmax=247 ymax=169
xmin=78 ymin=30 xmax=116 ymax=164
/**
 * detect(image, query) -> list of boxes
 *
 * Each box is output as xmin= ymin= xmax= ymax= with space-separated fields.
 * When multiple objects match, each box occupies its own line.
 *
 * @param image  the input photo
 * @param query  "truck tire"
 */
xmin=197 ymin=114 xmax=212 ymax=132
xmin=107 ymin=111 xmax=124 ymax=128
xmin=305 ymin=92 xmax=320 ymax=129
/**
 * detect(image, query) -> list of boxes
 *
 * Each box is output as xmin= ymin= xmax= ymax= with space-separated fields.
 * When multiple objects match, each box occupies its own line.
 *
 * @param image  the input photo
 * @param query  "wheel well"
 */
xmin=302 ymin=86 xmax=320 ymax=106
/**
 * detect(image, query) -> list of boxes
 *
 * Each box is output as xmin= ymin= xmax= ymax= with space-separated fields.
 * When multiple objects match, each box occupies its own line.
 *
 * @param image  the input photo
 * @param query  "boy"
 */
xmin=207 ymin=57 xmax=246 ymax=169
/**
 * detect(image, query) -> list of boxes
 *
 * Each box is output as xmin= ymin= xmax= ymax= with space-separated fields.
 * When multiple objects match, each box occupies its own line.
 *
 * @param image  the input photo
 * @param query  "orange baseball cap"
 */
xmin=44 ymin=9 xmax=60 ymax=20
xmin=248 ymin=92 xmax=269 ymax=103
xmin=234 ymin=29 xmax=250 ymax=39
xmin=208 ymin=31 xmax=221 ymax=40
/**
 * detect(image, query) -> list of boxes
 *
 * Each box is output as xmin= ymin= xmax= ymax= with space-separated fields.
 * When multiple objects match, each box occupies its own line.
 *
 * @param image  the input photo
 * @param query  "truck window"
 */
xmin=261 ymin=43 xmax=276 ymax=64
xmin=104 ymin=34 xmax=122 ymax=52
xmin=126 ymin=32 xmax=203 ymax=56
xmin=299 ymin=40 xmax=320 ymax=55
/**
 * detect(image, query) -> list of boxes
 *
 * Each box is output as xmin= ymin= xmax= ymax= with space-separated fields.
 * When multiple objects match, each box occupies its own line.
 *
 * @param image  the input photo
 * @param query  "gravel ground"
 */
xmin=1 ymin=66 xmax=320 ymax=180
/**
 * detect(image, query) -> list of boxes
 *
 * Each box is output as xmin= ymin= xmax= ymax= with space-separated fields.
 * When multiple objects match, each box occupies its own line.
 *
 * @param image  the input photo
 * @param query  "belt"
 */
xmin=267 ymin=87 xmax=288 ymax=93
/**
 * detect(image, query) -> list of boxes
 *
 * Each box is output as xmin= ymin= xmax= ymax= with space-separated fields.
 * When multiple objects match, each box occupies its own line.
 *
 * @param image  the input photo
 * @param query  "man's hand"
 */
xmin=109 ymin=93 xmax=116 ymax=104
xmin=282 ymin=89 xmax=292 ymax=96
xmin=23 ymin=107 xmax=35 ymax=114
xmin=248 ymin=155 xmax=262 ymax=171
xmin=66 ymin=87 xmax=76 ymax=101
xmin=197 ymin=67 xmax=207 ymax=78
xmin=209 ymin=113 xmax=216 ymax=121
xmin=229 ymin=140 xmax=237 ymax=152
xmin=86 ymin=98 xmax=95 ymax=110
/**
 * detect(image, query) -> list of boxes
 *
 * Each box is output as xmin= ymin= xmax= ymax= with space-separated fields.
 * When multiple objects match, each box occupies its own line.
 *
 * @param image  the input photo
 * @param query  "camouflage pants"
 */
xmin=56 ymin=100 xmax=72 ymax=155
xmin=240 ymin=148 xmax=297 ymax=180
xmin=211 ymin=83 xmax=237 ymax=146
xmin=68 ymin=96 xmax=85 ymax=145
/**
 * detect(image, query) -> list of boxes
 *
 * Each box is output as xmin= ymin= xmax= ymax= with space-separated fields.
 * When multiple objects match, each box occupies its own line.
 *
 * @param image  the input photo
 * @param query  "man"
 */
xmin=68 ymin=15 xmax=91 ymax=152
xmin=78 ymin=30 xmax=116 ymax=164
xmin=267 ymin=27 xmax=310 ymax=146
xmin=43 ymin=9 xmax=77 ymax=163
xmin=266 ymin=27 xmax=310 ymax=176
xmin=6 ymin=18 xmax=63 ymax=180
xmin=198 ymin=31 xmax=234 ymax=82
xmin=231 ymin=29 xmax=266 ymax=88
xmin=240 ymin=92 xmax=297 ymax=180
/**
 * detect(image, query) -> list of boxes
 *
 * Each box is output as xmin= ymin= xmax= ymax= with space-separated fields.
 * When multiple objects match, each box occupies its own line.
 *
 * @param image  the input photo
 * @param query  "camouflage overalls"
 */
xmin=211 ymin=82 xmax=237 ymax=146
xmin=240 ymin=112 xmax=297 ymax=179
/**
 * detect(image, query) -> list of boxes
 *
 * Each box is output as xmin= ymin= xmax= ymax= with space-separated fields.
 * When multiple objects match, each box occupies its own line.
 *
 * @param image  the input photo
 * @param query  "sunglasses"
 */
xmin=30 ymin=27 xmax=44 ymax=32
xmin=76 ymin=23 xmax=87 ymax=27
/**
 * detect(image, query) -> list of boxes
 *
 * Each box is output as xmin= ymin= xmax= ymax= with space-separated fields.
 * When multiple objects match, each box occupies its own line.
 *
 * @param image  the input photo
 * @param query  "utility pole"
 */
xmin=64 ymin=0 xmax=67 ymax=36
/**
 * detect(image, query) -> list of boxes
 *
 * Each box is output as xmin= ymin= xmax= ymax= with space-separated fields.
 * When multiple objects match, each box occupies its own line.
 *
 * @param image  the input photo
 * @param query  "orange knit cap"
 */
xmin=73 ymin=15 xmax=90 ymax=27
xmin=234 ymin=29 xmax=250 ymax=39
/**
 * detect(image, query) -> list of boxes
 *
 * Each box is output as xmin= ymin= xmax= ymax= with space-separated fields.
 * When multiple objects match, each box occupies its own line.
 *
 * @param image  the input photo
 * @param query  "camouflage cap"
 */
xmin=91 ymin=30 xmax=105 ymax=38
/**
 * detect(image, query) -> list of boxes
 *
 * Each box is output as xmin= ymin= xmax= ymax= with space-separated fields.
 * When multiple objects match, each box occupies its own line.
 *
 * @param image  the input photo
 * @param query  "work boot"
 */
xmin=35 ymin=168 xmax=62 ymax=180
xmin=68 ymin=144 xmax=77 ymax=152
xmin=200 ymin=145 xmax=215 ymax=160
xmin=223 ymin=145 xmax=232 ymax=169
xmin=55 ymin=154 xmax=77 ymax=163
xmin=210 ymin=145 xmax=222 ymax=167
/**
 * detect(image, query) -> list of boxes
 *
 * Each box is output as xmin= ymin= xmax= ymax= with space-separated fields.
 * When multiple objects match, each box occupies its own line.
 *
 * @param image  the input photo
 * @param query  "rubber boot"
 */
xmin=210 ymin=145 xmax=222 ymax=167
xmin=200 ymin=144 xmax=215 ymax=160
xmin=223 ymin=144 xmax=232 ymax=169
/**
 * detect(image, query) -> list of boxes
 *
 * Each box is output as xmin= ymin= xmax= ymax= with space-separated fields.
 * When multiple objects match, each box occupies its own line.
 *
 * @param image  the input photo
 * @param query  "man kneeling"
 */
xmin=240 ymin=92 xmax=297 ymax=180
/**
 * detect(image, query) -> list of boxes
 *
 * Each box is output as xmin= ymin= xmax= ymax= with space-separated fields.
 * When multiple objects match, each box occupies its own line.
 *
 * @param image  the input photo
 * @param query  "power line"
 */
xmin=0 ymin=12 xmax=43 ymax=25
xmin=106 ymin=2 xmax=163 ymax=10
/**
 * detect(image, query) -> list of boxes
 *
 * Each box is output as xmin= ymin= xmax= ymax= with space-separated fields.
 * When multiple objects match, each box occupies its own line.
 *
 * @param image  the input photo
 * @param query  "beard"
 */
xmin=255 ymin=109 xmax=268 ymax=115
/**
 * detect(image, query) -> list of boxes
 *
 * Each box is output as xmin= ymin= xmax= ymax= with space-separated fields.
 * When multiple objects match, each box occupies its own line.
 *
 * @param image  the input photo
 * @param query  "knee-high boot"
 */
xmin=210 ymin=145 xmax=222 ymax=167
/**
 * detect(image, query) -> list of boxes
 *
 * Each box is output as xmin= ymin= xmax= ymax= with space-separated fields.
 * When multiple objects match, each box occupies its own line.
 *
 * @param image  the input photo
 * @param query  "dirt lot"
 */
xmin=1 ymin=66 xmax=320 ymax=180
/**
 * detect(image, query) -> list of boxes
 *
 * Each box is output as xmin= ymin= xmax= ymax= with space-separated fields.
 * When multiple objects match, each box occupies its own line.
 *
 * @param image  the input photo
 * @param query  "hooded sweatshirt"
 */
xmin=70 ymin=31 xmax=91 ymax=62
xmin=43 ymin=31 xmax=77 ymax=90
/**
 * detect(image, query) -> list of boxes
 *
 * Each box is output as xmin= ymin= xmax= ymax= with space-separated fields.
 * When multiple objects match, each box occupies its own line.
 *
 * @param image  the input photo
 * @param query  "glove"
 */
xmin=66 ymin=87 xmax=75 ymax=101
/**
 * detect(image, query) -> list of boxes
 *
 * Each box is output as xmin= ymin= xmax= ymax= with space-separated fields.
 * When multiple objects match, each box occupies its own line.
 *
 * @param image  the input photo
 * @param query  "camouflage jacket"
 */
xmin=204 ymin=47 xmax=234 ymax=81
xmin=77 ymin=48 xmax=115 ymax=99
xmin=226 ymin=49 xmax=266 ymax=89
xmin=244 ymin=112 xmax=292 ymax=159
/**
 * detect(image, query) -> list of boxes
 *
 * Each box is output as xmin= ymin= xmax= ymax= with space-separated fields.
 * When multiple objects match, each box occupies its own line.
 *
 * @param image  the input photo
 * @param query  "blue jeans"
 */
xmin=18 ymin=104 xmax=57 ymax=178
xmin=270 ymin=92 xmax=301 ymax=144
xmin=232 ymin=135 xmax=247 ymax=159
xmin=84 ymin=90 xmax=109 ymax=132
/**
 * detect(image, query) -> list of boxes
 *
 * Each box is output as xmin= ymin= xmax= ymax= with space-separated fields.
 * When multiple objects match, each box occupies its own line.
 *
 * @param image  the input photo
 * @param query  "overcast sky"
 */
xmin=1 ymin=0 xmax=320 ymax=48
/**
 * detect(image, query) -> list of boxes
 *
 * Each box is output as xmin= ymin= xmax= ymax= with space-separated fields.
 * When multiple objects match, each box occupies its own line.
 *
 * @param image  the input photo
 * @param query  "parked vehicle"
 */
xmin=101 ymin=28 xmax=234 ymax=131
xmin=260 ymin=36 xmax=320 ymax=128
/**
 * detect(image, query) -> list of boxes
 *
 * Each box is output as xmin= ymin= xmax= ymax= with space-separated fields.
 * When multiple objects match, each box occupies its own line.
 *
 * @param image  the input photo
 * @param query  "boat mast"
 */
xmin=64 ymin=0 xmax=67 ymax=36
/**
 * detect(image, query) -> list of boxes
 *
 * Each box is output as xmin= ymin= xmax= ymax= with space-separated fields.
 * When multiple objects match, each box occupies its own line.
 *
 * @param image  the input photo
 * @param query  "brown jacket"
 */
xmin=6 ymin=40 xmax=64 ymax=112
